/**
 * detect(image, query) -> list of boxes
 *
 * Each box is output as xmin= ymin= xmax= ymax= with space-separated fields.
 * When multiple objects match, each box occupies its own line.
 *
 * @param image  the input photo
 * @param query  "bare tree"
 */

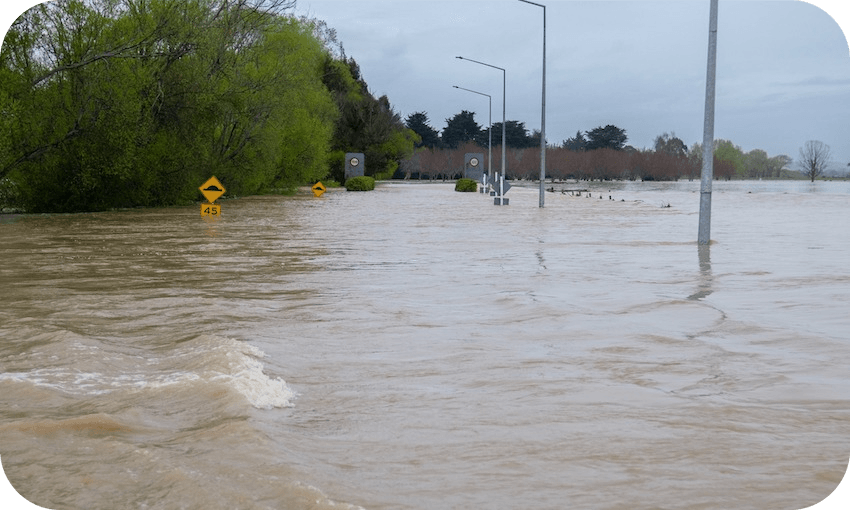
xmin=798 ymin=140 xmax=831 ymax=182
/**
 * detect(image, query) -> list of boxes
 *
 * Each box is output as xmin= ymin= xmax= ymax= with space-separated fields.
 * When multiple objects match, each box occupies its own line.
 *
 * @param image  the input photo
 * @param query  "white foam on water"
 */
xmin=190 ymin=335 xmax=296 ymax=410
xmin=0 ymin=334 xmax=295 ymax=410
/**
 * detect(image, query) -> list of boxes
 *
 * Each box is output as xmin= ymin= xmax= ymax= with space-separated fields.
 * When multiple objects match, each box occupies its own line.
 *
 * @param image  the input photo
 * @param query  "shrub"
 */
xmin=345 ymin=176 xmax=375 ymax=191
xmin=454 ymin=178 xmax=478 ymax=192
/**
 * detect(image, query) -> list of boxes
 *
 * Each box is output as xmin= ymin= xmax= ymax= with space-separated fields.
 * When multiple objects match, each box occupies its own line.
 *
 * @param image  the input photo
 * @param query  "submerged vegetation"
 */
xmin=344 ymin=176 xmax=375 ymax=191
xmin=0 ymin=0 xmax=416 ymax=212
xmin=454 ymin=178 xmax=478 ymax=192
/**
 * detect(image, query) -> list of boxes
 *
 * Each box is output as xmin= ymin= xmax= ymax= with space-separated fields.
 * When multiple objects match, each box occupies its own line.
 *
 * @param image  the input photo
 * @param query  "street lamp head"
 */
xmin=455 ymin=56 xmax=463 ymax=60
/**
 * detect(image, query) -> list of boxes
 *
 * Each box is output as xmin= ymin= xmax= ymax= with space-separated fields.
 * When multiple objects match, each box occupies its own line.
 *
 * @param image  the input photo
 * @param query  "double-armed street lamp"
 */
xmin=518 ymin=0 xmax=547 ymax=208
xmin=453 ymin=85 xmax=493 ymax=183
xmin=456 ymin=56 xmax=508 ymax=204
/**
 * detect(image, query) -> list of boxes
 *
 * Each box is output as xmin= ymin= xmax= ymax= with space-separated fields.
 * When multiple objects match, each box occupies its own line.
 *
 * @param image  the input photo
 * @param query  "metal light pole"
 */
xmin=457 ymin=56 xmax=507 ymax=205
xmin=453 ymin=85 xmax=492 ymax=183
xmin=698 ymin=0 xmax=719 ymax=245
xmin=519 ymin=0 xmax=546 ymax=208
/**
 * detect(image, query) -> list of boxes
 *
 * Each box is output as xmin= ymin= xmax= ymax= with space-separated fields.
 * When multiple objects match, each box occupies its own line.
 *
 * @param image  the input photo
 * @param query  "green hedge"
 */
xmin=345 ymin=176 xmax=376 ymax=191
xmin=454 ymin=178 xmax=478 ymax=192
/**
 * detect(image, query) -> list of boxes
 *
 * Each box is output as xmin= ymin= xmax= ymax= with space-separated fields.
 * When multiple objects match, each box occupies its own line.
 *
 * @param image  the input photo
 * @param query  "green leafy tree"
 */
xmin=687 ymin=142 xmax=703 ymax=180
xmin=1 ymin=0 xmax=345 ymax=212
xmin=714 ymin=139 xmax=745 ymax=179
xmin=767 ymin=155 xmax=792 ymax=178
xmin=745 ymin=149 xmax=769 ymax=179
xmin=683 ymin=141 xmax=745 ymax=181
xmin=1 ymin=0 xmax=175 ymax=211
xmin=323 ymin=57 xmax=416 ymax=181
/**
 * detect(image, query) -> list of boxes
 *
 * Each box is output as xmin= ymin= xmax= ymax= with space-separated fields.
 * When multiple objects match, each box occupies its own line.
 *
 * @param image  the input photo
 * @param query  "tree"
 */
xmin=767 ymin=155 xmax=792 ymax=178
xmin=405 ymin=112 xmax=439 ymax=149
xmin=585 ymin=125 xmax=627 ymax=151
xmin=323 ymin=56 xmax=417 ymax=181
xmin=745 ymin=149 xmax=769 ymax=179
xmin=686 ymin=142 xmax=704 ymax=181
xmin=490 ymin=120 xmax=534 ymax=148
xmin=1 ymin=0 xmax=342 ymax=212
xmin=562 ymin=131 xmax=587 ymax=151
xmin=714 ymin=140 xmax=745 ymax=179
xmin=654 ymin=132 xmax=688 ymax=159
xmin=528 ymin=129 xmax=545 ymax=149
xmin=357 ymin=95 xmax=417 ymax=179
xmin=441 ymin=110 xmax=481 ymax=149
xmin=798 ymin=140 xmax=831 ymax=182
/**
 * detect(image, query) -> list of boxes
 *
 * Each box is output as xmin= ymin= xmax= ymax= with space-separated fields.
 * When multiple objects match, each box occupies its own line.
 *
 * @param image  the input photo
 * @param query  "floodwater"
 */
xmin=1 ymin=180 xmax=848 ymax=510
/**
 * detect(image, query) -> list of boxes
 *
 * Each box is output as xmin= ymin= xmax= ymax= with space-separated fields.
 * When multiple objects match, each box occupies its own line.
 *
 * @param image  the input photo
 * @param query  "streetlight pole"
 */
xmin=519 ymin=0 xmax=546 ymax=208
xmin=453 ymin=85 xmax=492 ymax=184
xmin=698 ymin=0 xmax=719 ymax=245
xmin=456 ymin=56 xmax=507 ymax=205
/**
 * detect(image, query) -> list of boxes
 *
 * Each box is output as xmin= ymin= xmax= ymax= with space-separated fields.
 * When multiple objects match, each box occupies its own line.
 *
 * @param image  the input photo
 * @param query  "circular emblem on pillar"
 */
xmin=469 ymin=157 xmax=479 ymax=167
xmin=350 ymin=157 xmax=360 ymax=167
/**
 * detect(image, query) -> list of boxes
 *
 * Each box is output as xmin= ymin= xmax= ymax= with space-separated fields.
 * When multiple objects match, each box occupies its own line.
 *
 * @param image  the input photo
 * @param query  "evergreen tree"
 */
xmin=563 ymin=131 xmax=587 ymax=151
xmin=490 ymin=120 xmax=534 ymax=148
xmin=322 ymin=57 xmax=416 ymax=181
xmin=405 ymin=112 xmax=440 ymax=149
xmin=441 ymin=110 xmax=481 ymax=149
xmin=585 ymin=125 xmax=628 ymax=151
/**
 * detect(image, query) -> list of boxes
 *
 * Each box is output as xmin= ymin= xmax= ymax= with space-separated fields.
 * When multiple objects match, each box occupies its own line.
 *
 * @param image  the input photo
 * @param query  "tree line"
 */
xmin=401 ymin=142 xmax=718 ymax=182
xmin=2 ymin=0 xmax=834 ymax=214
xmin=403 ymin=111 xmax=810 ymax=181
xmin=406 ymin=110 xmax=543 ymax=150
xmin=0 ymin=0 xmax=417 ymax=212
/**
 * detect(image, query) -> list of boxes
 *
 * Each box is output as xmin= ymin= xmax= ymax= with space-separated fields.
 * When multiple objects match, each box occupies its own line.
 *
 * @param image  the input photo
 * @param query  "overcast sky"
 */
xmin=2 ymin=1 xmax=849 ymax=172
xmin=291 ymin=0 xmax=850 ymax=171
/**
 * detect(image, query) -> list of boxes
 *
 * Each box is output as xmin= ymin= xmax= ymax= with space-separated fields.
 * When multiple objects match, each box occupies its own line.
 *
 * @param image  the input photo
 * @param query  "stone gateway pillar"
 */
xmin=345 ymin=153 xmax=365 ymax=180
xmin=463 ymin=153 xmax=484 ymax=182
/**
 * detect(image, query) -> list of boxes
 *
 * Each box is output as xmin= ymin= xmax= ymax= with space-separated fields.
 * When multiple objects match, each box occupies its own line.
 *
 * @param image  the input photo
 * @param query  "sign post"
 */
xmin=311 ymin=182 xmax=327 ymax=197
xmin=199 ymin=176 xmax=225 ymax=217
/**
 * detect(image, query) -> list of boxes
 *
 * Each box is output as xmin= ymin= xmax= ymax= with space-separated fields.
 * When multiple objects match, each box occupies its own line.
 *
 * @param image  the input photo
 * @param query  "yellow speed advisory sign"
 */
xmin=200 ymin=176 xmax=225 ymax=203
xmin=200 ymin=176 xmax=225 ymax=216
xmin=201 ymin=203 xmax=221 ymax=217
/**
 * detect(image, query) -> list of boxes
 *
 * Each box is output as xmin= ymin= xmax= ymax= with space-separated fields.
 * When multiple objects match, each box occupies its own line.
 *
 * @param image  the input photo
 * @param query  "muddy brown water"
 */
xmin=1 ymin=180 xmax=848 ymax=509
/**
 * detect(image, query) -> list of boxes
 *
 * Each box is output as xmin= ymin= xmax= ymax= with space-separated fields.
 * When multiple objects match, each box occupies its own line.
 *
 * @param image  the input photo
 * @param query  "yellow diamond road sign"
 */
xmin=200 ymin=176 xmax=225 ymax=203
xmin=311 ymin=182 xmax=326 ymax=197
